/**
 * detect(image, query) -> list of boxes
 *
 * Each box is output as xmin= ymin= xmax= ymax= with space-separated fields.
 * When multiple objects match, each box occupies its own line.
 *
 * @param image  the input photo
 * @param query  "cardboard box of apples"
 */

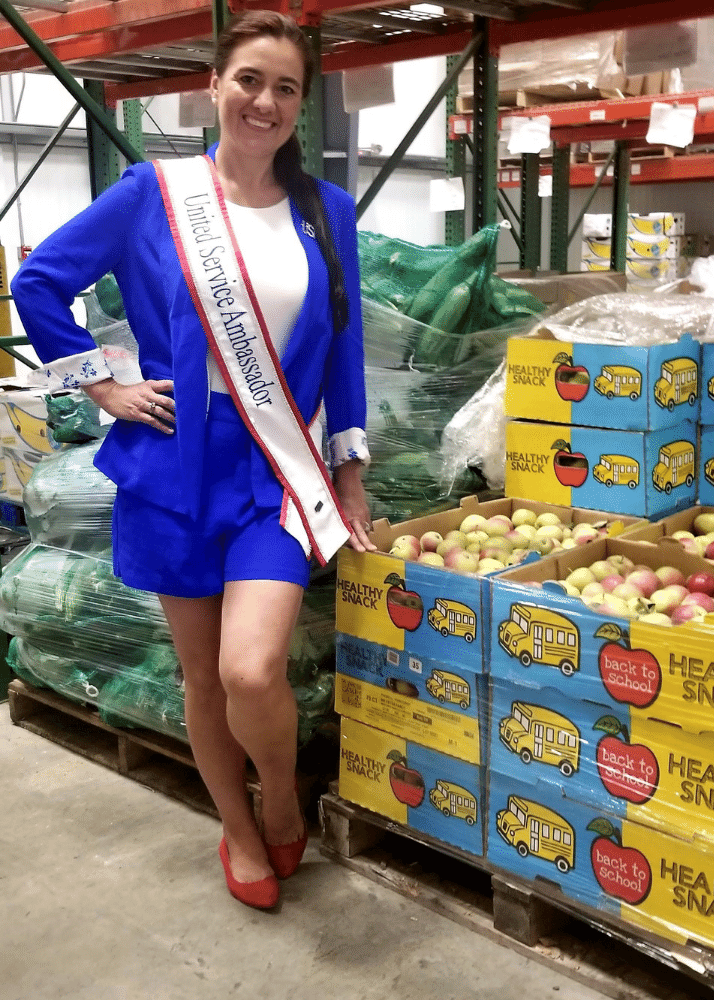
xmin=625 ymin=505 xmax=714 ymax=565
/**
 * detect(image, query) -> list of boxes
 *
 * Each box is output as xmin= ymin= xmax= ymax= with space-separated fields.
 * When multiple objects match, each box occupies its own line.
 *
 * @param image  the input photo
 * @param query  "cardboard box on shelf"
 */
xmin=486 ymin=536 xmax=714 ymax=730
xmin=335 ymin=635 xmax=483 ymax=763
xmin=626 ymin=234 xmax=672 ymax=261
xmin=336 ymin=495 xmax=645 ymax=680
xmin=339 ymin=715 xmax=485 ymax=856
xmin=487 ymin=767 xmax=714 ymax=949
xmin=489 ymin=675 xmax=714 ymax=842
xmin=498 ymin=270 xmax=627 ymax=310
xmin=627 ymin=213 xmax=676 ymax=237
xmin=505 ymin=419 xmax=697 ymax=517
xmin=504 ymin=330 xmax=700 ymax=431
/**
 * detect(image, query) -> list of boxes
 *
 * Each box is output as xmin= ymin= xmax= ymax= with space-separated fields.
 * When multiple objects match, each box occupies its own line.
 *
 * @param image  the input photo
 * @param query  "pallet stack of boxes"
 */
xmin=334 ymin=496 xmax=642 ymax=861
xmin=488 ymin=333 xmax=714 ymax=950
xmin=581 ymin=212 xmax=686 ymax=288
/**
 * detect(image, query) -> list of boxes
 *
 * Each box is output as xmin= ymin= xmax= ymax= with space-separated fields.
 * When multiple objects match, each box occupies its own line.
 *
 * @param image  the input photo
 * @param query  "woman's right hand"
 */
xmin=84 ymin=378 xmax=176 ymax=435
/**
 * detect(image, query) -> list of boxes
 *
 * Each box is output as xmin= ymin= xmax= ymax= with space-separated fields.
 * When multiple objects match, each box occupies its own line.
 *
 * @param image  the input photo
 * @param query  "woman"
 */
xmin=11 ymin=10 xmax=375 ymax=910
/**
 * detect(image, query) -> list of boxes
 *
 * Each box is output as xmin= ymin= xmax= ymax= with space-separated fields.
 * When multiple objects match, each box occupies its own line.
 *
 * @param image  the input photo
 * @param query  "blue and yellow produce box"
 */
xmin=701 ymin=429 xmax=714 ymax=506
xmin=0 ymin=385 xmax=64 ymax=501
xmin=504 ymin=331 xmax=700 ymax=430
xmin=338 ymin=496 xmax=646 ymax=681
xmin=487 ymin=768 xmax=714 ymax=949
xmin=335 ymin=635 xmax=482 ymax=763
xmin=699 ymin=352 xmax=714 ymax=425
xmin=505 ymin=418 xmax=697 ymax=518
xmin=339 ymin=715 xmax=484 ymax=856
xmin=489 ymin=676 xmax=714 ymax=842
xmin=487 ymin=536 xmax=714 ymax=732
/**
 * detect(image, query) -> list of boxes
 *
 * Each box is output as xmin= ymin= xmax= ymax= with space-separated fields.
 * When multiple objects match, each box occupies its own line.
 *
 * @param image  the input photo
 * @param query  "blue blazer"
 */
xmin=11 ymin=146 xmax=368 ymax=519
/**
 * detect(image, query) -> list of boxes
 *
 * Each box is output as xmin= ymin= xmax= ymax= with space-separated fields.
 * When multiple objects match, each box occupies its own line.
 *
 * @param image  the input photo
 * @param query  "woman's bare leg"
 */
xmin=159 ymin=592 xmax=273 ymax=882
xmin=220 ymin=579 xmax=305 ymax=846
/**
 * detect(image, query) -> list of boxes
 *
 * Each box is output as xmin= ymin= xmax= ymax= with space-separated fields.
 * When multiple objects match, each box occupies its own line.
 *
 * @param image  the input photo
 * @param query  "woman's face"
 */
xmin=210 ymin=35 xmax=305 ymax=161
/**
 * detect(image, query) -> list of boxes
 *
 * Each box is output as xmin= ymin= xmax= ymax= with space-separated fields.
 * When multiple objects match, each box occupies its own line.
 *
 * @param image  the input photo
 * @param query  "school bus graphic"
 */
xmin=427 ymin=598 xmax=476 ymax=643
xmin=425 ymin=669 xmax=470 ymax=709
xmin=705 ymin=456 xmax=714 ymax=487
xmin=499 ymin=702 xmax=580 ymax=776
xmin=652 ymin=440 xmax=695 ymax=494
xmin=654 ymin=357 xmax=698 ymax=411
xmin=594 ymin=365 xmax=642 ymax=401
xmin=498 ymin=603 xmax=579 ymax=676
xmin=592 ymin=454 xmax=639 ymax=489
xmin=496 ymin=796 xmax=575 ymax=873
xmin=429 ymin=780 xmax=478 ymax=825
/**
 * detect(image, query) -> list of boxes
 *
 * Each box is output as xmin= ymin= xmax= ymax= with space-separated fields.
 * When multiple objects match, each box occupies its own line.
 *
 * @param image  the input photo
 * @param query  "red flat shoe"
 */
xmin=263 ymin=817 xmax=308 ymax=880
xmin=218 ymin=837 xmax=279 ymax=909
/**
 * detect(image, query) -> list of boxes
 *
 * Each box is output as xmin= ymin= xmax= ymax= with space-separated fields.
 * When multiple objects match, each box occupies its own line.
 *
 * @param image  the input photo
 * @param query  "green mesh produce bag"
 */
xmin=358 ymin=224 xmax=544 ymax=360
xmin=44 ymin=392 xmax=104 ymax=444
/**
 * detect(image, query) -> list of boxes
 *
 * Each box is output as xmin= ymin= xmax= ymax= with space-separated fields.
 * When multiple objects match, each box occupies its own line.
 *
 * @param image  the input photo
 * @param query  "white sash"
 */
xmin=154 ymin=154 xmax=352 ymax=565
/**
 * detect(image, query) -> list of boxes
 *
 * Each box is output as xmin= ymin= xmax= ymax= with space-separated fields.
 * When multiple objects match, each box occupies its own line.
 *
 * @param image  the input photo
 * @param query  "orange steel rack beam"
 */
xmin=497 ymin=153 xmax=714 ymax=188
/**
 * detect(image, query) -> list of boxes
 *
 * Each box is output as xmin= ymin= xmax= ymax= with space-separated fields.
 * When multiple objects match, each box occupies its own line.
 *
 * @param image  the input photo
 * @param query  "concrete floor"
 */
xmin=0 ymin=706 xmax=650 ymax=1000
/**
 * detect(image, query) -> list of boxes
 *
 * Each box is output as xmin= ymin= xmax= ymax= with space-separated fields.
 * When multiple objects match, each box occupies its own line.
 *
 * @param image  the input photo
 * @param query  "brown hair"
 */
xmin=213 ymin=11 xmax=348 ymax=333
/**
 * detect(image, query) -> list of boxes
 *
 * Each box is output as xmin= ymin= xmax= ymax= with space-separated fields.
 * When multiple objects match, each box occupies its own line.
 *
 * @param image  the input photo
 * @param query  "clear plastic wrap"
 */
xmin=84 ymin=288 xmax=143 ymax=385
xmin=496 ymin=32 xmax=622 ymax=94
xmin=532 ymin=292 xmax=714 ymax=347
xmin=45 ymin=392 xmax=104 ymax=444
xmin=23 ymin=440 xmax=116 ymax=554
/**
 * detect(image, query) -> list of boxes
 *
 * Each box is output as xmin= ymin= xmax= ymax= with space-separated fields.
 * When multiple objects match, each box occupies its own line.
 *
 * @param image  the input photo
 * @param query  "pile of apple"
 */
xmin=662 ymin=512 xmax=714 ymax=561
xmin=550 ymin=555 xmax=714 ymax=626
xmin=387 ymin=508 xmax=612 ymax=577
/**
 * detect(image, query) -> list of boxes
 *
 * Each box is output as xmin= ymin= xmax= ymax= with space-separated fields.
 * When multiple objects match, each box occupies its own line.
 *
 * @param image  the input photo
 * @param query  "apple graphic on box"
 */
xmin=593 ymin=715 xmax=659 ymax=804
xmin=588 ymin=817 xmax=652 ymax=905
xmin=387 ymin=750 xmax=425 ymax=807
xmin=551 ymin=440 xmax=589 ymax=487
xmin=384 ymin=573 xmax=424 ymax=632
xmin=553 ymin=351 xmax=590 ymax=402
xmin=595 ymin=622 xmax=661 ymax=708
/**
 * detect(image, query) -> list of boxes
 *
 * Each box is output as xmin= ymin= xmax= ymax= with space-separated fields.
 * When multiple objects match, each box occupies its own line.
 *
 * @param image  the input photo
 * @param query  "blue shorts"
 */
xmin=112 ymin=393 xmax=311 ymax=598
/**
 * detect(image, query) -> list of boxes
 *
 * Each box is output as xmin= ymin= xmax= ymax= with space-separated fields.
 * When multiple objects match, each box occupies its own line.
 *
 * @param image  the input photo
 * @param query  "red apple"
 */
xmin=625 ymin=568 xmax=659 ymax=599
xmin=420 ymin=530 xmax=443 ymax=552
xmin=588 ymin=818 xmax=652 ymax=905
xmin=706 ymin=541 xmax=714 ymax=561
xmin=686 ymin=572 xmax=714 ymax=596
xmin=670 ymin=604 xmax=706 ymax=625
xmin=654 ymin=565 xmax=685 ymax=587
xmin=595 ymin=623 xmax=661 ymax=708
xmin=593 ymin=716 xmax=659 ymax=804
xmin=384 ymin=573 xmax=424 ymax=632
xmin=387 ymin=750 xmax=425 ymax=807
xmin=601 ymin=574 xmax=625 ymax=594
xmin=682 ymin=591 xmax=714 ymax=612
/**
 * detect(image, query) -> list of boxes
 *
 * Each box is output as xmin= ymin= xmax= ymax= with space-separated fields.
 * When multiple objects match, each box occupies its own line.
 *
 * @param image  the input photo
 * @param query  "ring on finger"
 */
xmin=148 ymin=401 xmax=156 ymax=413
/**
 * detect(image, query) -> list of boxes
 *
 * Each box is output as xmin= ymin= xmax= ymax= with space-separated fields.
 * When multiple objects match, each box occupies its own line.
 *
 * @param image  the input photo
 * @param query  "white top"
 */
xmin=207 ymin=197 xmax=309 ymax=394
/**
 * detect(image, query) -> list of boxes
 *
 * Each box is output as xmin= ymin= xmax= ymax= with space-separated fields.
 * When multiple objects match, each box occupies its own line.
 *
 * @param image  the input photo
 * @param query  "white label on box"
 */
xmin=453 ymin=118 xmax=468 ymax=135
xmin=409 ymin=657 xmax=423 ymax=674
xmin=632 ymin=163 xmax=642 ymax=175
xmin=589 ymin=109 xmax=606 ymax=121
xmin=386 ymin=649 xmax=400 ymax=666
xmin=538 ymin=173 xmax=553 ymax=198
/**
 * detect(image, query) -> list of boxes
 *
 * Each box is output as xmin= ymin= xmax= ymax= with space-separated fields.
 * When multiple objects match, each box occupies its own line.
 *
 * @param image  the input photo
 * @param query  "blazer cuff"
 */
xmin=43 ymin=349 xmax=114 ymax=389
xmin=329 ymin=427 xmax=371 ymax=469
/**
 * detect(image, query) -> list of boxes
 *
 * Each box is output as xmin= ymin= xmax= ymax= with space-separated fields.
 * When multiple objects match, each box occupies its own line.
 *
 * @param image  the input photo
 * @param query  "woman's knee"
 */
xmin=180 ymin=649 xmax=222 ymax=698
xmin=219 ymin=651 xmax=285 ymax=702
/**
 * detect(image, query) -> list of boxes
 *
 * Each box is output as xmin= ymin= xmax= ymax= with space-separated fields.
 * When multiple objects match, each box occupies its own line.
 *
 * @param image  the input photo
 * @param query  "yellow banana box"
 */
xmin=339 ymin=716 xmax=485 ymax=856
xmin=505 ymin=419 xmax=697 ymax=518
xmin=626 ymin=235 xmax=672 ymax=260
xmin=627 ymin=212 xmax=683 ymax=237
xmin=504 ymin=330 xmax=700 ymax=430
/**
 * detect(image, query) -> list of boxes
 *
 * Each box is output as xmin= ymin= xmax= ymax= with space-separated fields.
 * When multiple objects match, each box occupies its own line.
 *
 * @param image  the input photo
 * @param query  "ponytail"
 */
xmin=274 ymin=134 xmax=349 ymax=334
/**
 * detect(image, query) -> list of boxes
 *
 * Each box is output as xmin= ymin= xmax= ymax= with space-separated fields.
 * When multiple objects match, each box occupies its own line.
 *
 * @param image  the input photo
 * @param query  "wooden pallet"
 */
xmin=7 ymin=678 xmax=317 ymax=821
xmin=320 ymin=789 xmax=714 ymax=1000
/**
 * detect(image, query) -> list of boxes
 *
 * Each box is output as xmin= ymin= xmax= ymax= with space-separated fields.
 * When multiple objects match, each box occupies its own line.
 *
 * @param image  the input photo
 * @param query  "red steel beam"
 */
xmin=321 ymin=25 xmax=472 ymax=74
xmin=0 ymin=10 xmax=212 ymax=74
xmin=503 ymin=90 xmax=714 ymax=127
xmin=107 ymin=69 xmax=211 ymax=101
xmin=497 ymin=153 xmax=714 ymax=188
xmin=492 ymin=0 xmax=714 ymax=47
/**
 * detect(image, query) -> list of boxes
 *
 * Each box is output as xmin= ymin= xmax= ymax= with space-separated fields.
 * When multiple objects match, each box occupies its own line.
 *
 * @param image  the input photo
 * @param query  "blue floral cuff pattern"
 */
xmin=43 ymin=348 xmax=114 ymax=389
xmin=329 ymin=427 xmax=371 ymax=469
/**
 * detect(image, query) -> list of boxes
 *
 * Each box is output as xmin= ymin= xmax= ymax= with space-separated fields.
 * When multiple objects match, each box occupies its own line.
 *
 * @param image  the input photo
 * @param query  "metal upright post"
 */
xmin=610 ymin=141 xmax=630 ymax=273
xmin=471 ymin=17 xmax=498 ymax=233
xmin=297 ymin=26 xmax=324 ymax=178
xmin=84 ymin=81 xmax=120 ymax=199
xmin=520 ymin=153 xmax=541 ymax=271
xmin=550 ymin=144 xmax=570 ymax=272
xmin=445 ymin=55 xmax=465 ymax=246
xmin=122 ymin=99 xmax=145 ymax=160
xmin=203 ymin=0 xmax=230 ymax=149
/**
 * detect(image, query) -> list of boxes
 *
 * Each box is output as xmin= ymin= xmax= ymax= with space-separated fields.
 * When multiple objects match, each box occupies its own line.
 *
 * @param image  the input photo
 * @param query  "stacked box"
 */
xmin=0 ymin=387 xmax=64 ymax=502
xmin=580 ymin=213 xmax=686 ymax=287
xmin=334 ymin=496 xmax=644 ymax=857
xmin=486 ymin=536 xmax=714 ymax=949
xmin=504 ymin=332 xmax=700 ymax=517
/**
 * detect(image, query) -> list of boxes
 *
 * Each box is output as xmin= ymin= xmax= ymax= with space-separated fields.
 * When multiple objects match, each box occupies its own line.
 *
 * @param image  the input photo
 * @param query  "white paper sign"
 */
xmin=646 ymin=102 xmax=696 ymax=148
xmin=507 ymin=115 xmax=551 ymax=154
xmin=429 ymin=177 xmax=465 ymax=212
xmin=538 ymin=173 xmax=553 ymax=198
